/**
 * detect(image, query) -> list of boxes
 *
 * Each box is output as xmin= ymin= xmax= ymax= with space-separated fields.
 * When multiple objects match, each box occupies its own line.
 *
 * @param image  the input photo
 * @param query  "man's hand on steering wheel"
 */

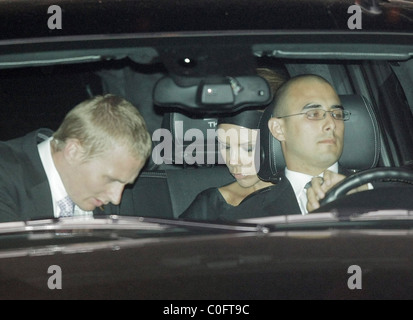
xmin=306 ymin=170 xmax=368 ymax=212
xmin=306 ymin=170 xmax=344 ymax=212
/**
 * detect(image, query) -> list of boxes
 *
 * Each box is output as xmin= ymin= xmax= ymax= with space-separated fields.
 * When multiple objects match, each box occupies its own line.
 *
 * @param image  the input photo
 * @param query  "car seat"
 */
xmin=159 ymin=112 xmax=235 ymax=217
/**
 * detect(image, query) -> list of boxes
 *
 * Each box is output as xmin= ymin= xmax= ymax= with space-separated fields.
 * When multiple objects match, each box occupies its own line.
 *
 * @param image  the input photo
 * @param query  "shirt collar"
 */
xmin=38 ymin=137 xmax=67 ymax=217
xmin=285 ymin=162 xmax=338 ymax=198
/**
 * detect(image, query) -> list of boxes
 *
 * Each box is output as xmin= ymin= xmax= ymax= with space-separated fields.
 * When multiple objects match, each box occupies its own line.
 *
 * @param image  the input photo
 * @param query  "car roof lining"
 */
xmin=1 ymin=31 xmax=413 ymax=70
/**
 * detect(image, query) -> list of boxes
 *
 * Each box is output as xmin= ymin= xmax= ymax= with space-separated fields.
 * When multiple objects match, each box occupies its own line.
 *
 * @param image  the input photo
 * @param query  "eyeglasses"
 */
xmin=276 ymin=108 xmax=351 ymax=121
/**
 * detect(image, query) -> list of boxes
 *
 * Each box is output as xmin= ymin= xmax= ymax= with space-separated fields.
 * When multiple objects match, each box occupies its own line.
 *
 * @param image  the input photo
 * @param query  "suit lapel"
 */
xmin=338 ymin=163 xmax=353 ymax=177
xmin=22 ymin=129 xmax=54 ymax=220
xmin=267 ymin=176 xmax=301 ymax=215
xmin=29 ymin=181 xmax=54 ymax=220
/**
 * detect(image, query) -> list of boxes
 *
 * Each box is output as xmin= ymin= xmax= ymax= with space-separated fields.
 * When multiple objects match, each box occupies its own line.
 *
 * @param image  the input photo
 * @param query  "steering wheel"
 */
xmin=319 ymin=167 xmax=413 ymax=207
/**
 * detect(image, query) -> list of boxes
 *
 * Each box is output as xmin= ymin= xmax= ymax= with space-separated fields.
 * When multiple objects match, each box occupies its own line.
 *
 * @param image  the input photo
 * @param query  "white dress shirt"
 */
xmin=38 ymin=137 xmax=92 ymax=218
xmin=285 ymin=163 xmax=339 ymax=215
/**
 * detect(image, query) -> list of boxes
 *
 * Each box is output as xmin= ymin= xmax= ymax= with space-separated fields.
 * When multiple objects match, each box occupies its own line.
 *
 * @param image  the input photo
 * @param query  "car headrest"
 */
xmin=257 ymin=95 xmax=381 ymax=181
xmin=153 ymin=112 xmax=219 ymax=167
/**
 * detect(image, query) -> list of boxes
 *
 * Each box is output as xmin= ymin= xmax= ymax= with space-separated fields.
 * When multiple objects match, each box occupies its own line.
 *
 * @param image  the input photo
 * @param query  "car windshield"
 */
xmin=1 ymin=0 xmax=413 ymax=300
xmin=0 ymin=1 xmax=412 ymax=221
xmin=0 ymin=1 xmax=412 ymax=218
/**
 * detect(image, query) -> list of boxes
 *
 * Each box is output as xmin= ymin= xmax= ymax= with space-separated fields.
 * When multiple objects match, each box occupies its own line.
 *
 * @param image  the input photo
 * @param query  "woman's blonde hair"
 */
xmin=52 ymin=94 xmax=151 ymax=161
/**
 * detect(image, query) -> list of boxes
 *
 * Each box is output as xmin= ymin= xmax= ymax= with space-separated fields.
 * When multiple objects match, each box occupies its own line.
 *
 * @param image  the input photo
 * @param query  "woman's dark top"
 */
xmin=178 ymin=180 xmax=301 ymax=221
xmin=179 ymin=187 xmax=234 ymax=221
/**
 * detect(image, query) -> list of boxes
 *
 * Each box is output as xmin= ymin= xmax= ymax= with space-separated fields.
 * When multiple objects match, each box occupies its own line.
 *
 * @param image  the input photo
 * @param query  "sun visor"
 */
xmin=153 ymin=75 xmax=272 ymax=114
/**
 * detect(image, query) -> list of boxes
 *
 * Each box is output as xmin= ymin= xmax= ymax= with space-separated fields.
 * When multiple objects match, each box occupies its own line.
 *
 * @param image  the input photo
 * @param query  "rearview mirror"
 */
xmin=153 ymin=75 xmax=272 ymax=114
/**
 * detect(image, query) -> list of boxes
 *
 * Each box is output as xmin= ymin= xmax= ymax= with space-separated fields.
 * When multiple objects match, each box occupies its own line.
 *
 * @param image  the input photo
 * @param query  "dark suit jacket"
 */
xmin=0 ymin=129 xmax=106 ymax=222
xmin=212 ymin=165 xmax=353 ymax=221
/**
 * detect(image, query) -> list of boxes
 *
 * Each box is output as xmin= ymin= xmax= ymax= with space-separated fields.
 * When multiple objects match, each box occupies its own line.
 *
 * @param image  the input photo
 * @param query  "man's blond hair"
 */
xmin=53 ymin=94 xmax=151 ymax=161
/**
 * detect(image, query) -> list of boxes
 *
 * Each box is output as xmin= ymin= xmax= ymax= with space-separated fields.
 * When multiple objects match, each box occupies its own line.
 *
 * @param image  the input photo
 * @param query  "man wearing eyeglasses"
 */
xmin=268 ymin=74 xmax=368 ymax=214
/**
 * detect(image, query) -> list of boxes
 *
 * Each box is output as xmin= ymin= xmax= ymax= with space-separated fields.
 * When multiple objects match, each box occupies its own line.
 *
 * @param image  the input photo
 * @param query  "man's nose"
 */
xmin=323 ymin=111 xmax=337 ymax=131
xmin=107 ymin=183 xmax=124 ymax=205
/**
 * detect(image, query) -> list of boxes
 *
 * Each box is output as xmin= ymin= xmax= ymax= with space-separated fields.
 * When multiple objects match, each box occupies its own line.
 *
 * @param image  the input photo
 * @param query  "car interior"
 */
xmin=1 ymin=41 xmax=413 ymax=220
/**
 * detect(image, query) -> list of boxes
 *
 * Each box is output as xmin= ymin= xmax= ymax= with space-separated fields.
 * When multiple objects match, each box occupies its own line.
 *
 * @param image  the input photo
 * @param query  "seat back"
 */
xmin=115 ymin=112 xmax=234 ymax=218
xmin=153 ymin=112 xmax=220 ymax=167
xmin=166 ymin=166 xmax=234 ymax=217
xmin=104 ymin=171 xmax=174 ymax=218
xmin=158 ymin=112 xmax=234 ymax=217
xmin=257 ymin=94 xmax=381 ymax=181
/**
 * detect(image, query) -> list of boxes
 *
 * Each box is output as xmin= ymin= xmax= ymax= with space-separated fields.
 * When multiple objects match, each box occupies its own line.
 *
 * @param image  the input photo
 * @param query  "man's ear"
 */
xmin=62 ymin=139 xmax=84 ymax=164
xmin=268 ymin=117 xmax=285 ymax=142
